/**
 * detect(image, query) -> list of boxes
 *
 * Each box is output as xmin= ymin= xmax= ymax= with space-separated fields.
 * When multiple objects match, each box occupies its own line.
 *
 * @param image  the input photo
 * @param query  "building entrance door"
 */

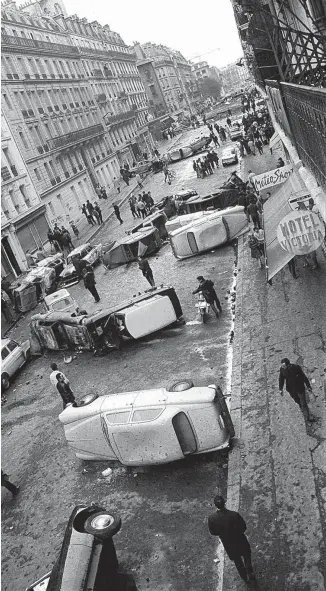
xmin=1 ymin=237 xmax=21 ymax=278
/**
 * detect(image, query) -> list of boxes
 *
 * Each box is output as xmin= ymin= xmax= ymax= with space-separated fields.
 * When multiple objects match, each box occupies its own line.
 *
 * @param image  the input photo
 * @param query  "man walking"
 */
xmin=135 ymin=173 xmax=143 ymax=189
xmin=113 ymin=204 xmax=123 ymax=225
xmin=192 ymin=276 xmax=222 ymax=318
xmin=82 ymin=264 xmax=100 ymax=302
xmin=94 ymin=203 xmax=103 ymax=224
xmin=56 ymin=373 xmax=77 ymax=409
xmin=208 ymin=495 xmax=255 ymax=584
xmin=138 ymin=257 xmax=155 ymax=287
xmin=279 ymin=358 xmax=315 ymax=423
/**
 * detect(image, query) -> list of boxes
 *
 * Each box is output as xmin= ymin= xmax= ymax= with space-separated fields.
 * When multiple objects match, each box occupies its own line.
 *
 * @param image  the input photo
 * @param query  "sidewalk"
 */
xmin=222 ymin=151 xmax=326 ymax=590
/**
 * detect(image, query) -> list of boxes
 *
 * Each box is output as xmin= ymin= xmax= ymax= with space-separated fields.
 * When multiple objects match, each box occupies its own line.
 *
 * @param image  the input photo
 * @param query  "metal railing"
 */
xmin=104 ymin=109 xmax=137 ymax=126
xmin=1 ymin=34 xmax=79 ymax=56
xmin=47 ymin=124 xmax=104 ymax=150
xmin=266 ymin=81 xmax=326 ymax=188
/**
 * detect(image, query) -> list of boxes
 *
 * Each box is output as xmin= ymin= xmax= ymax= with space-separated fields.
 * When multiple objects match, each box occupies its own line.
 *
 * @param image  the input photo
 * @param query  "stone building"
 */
xmin=191 ymin=61 xmax=222 ymax=83
xmin=220 ymin=59 xmax=252 ymax=93
xmin=1 ymin=110 xmax=47 ymax=280
xmin=1 ymin=0 xmax=154 ymax=234
xmin=134 ymin=42 xmax=195 ymax=116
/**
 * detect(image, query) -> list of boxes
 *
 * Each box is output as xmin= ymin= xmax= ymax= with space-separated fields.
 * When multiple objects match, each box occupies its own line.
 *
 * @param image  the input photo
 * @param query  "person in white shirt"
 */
xmin=49 ymin=362 xmax=69 ymax=389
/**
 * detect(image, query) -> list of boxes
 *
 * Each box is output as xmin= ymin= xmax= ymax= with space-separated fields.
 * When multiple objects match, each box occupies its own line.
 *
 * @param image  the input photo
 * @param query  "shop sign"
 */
xmin=252 ymin=164 xmax=293 ymax=192
xmin=277 ymin=211 xmax=324 ymax=255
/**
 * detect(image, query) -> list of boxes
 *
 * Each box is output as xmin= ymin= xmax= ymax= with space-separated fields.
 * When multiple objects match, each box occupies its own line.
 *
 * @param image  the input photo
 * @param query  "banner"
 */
xmin=252 ymin=165 xmax=294 ymax=192
xmin=277 ymin=211 xmax=324 ymax=255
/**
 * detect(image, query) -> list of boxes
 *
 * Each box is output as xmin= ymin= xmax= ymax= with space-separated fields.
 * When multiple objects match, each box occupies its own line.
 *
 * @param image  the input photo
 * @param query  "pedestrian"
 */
xmin=193 ymin=160 xmax=198 ymax=177
xmin=192 ymin=276 xmax=222 ymax=318
xmin=1 ymin=290 xmax=14 ymax=323
xmin=56 ymin=373 xmax=77 ymax=410
xmin=25 ymin=249 xmax=36 ymax=267
xmin=61 ymin=230 xmax=73 ymax=255
xmin=138 ymin=257 xmax=155 ymax=287
xmin=94 ymin=203 xmax=103 ymax=224
xmin=226 ymin=116 xmax=232 ymax=128
xmin=137 ymin=198 xmax=146 ymax=219
xmin=147 ymin=191 xmax=154 ymax=208
xmin=100 ymin=187 xmax=108 ymax=200
xmin=253 ymin=226 xmax=265 ymax=258
xmin=247 ymin=200 xmax=261 ymax=228
xmin=277 ymin=157 xmax=285 ymax=167
xmin=86 ymin=200 xmax=95 ymax=219
xmin=247 ymin=170 xmax=255 ymax=188
xmin=1 ymin=277 xmax=13 ymax=303
xmin=113 ymin=204 xmax=123 ymax=225
xmin=210 ymin=132 xmax=219 ymax=147
xmin=248 ymin=137 xmax=255 ymax=155
xmin=219 ymin=127 xmax=227 ymax=142
xmin=1 ymin=469 xmax=20 ymax=497
xmin=69 ymin=221 xmax=79 ymax=239
xmin=135 ymin=173 xmax=143 ymax=189
xmin=82 ymin=203 xmax=94 ymax=226
xmin=82 ymin=264 xmax=100 ymax=302
xmin=208 ymin=495 xmax=255 ymax=584
xmin=129 ymin=196 xmax=138 ymax=218
xmin=279 ymin=358 xmax=315 ymax=423
xmin=248 ymin=230 xmax=264 ymax=268
xmin=255 ymin=137 xmax=264 ymax=155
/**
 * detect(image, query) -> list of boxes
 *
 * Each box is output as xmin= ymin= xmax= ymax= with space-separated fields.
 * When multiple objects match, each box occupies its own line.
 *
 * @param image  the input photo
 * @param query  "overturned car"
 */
xmin=30 ymin=286 xmax=183 ymax=355
xmin=102 ymin=228 xmax=161 ymax=269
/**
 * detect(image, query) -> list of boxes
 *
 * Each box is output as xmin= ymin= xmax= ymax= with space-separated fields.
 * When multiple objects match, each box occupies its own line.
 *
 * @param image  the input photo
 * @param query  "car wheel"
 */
xmin=84 ymin=511 xmax=121 ymax=540
xmin=167 ymin=380 xmax=194 ymax=392
xmin=214 ymin=387 xmax=235 ymax=438
xmin=1 ymin=373 xmax=10 ymax=390
xmin=79 ymin=393 xmax=99 ymax=406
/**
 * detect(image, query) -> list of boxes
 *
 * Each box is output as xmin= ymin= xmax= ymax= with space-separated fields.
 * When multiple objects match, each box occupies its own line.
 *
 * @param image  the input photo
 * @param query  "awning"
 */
xmin=264 ymin=170 xmax=308 ymax=281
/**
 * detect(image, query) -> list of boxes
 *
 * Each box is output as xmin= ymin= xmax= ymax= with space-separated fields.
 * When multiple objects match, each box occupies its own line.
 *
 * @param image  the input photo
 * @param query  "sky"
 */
xmin=63 ymin=0 xmax=243 ymax=68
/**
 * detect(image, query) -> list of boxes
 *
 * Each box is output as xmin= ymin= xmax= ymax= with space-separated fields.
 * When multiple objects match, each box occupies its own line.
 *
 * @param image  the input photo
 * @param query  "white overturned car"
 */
xmin=59 ymin=382 xmax=234 ymax=466
xmin=169 ymin=206 xmax=248 ymax=259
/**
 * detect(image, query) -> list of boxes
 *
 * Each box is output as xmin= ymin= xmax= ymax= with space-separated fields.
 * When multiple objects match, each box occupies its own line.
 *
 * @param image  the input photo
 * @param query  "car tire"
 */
xmin=1 ymin=373 xmax=10 ymax=390
xmin=79 ymin=393 xmax=99 ymax=406
xmin=167 ymin=380 xmax=194 ymax=392
xmin=84 ymin=511 xmax=122 ymax=540
xmin=214 ymin=387 xmax=235 ymax=438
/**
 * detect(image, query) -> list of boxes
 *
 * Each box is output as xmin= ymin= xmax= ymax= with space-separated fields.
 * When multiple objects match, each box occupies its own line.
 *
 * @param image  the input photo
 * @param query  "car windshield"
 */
xmin=7 ymin=340 xmax=18 ymax=352
xmin=51 ymin=298 xmax=73 ymax=311
xmin=1 ymin=347 xmax=9 ymax=360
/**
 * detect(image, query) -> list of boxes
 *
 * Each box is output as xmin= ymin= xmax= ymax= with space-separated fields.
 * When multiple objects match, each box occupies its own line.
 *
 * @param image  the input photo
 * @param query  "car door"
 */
xmin=6 ymin=340 xmax=25 ymax=373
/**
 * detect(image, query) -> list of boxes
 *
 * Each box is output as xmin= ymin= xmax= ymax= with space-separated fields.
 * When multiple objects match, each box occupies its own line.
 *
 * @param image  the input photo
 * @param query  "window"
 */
xmin=172 ymin=412 xmax=197 ymax=455
xmin=34 ymin=168 xmax=41 ymax=181
xmin=3 ymin=93 xmax=12 ymax=110
xmin=132 ymin=408 xmax=164 ymax=423
xmin=1 ymin=347 xmax=10 ymax=361
xmin=7 ymin=340 xmax=18 ymax=352
xmin=19 ymin=131 xmax=29 ymax=149
xmin=106 ymin=411 xmax=130 ymax=424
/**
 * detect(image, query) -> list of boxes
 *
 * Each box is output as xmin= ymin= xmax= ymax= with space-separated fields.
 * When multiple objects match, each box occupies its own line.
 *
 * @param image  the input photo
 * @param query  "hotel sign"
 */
xmin=277 ymin=211 xmax=324 ymax=255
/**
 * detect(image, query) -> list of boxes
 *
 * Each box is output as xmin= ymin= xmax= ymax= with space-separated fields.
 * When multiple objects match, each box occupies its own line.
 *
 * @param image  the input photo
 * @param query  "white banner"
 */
xmin=252 ymin=165 xmax=294 ymax=192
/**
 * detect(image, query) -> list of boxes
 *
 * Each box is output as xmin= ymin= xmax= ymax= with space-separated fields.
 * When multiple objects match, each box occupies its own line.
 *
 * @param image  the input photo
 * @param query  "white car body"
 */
xmin=59 ymin=384 xmax=232 ymax=466
xmin=229 ymin=121 xmax=243 ymax=141
xmin=166 ymin=211 xmax=210 ymax=233
xmin=59 ymin=243 xmax=101 ymax=287
xmin=1 ymin=338 xmax=31 ymax=388
xmin=169 ymin=206 xmax=248 ymax=259
xmin=221 ymin=146 xmax=239 ymax=166
xmin=44 ymin=289 xmax=79 ymax=315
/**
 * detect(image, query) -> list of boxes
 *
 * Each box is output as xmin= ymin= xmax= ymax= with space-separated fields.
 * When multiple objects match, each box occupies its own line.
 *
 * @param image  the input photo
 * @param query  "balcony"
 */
xmin=1 ymin=35 xmax=79 ymax=57
xmin=92 ymin=68 xmax=104 ymax=78
xmin=266 ymin=81 xmax=326 ymax=189
xmin=47 ymin=124 xmax=105 ymax=151
xmin=104 ymin=108 xmax=137 ymax=127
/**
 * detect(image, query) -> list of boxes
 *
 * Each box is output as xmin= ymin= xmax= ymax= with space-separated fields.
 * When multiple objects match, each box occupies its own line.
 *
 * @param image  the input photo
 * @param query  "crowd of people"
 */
xmin=193 ymin=149 xmax=220 ymax=179
xmin=128 ymin=191 xmax=155 ymax=219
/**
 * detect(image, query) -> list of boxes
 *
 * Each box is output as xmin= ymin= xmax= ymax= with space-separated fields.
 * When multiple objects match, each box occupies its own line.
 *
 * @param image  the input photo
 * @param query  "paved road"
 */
xmin=1 ymin=126 xmax=240 ymax=591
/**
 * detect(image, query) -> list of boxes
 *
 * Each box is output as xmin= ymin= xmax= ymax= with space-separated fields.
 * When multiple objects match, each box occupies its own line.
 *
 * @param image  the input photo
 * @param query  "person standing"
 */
xmin=86 ymin=200 xmax=95 ymax=221
xmin=138 ymin=257 xmax=155 ymax=287
xmin=137 ymin=197 xmax=146 ymax=219
xmin=288 ymin=257 xmax=298 ymax=279
xmin=208 ymin=495 xmax=255 ymax=584
xmin=129 ymin=196 xmax=138 ymax=218
xmin=279 ymin=358 xmax=315 ymax=423
xmin=1 ymin=470 xmax=20 ymax=497
xmin=192 ymin=276 xmax=222 ymax=318
xmin=1 ymin=290 xmax=14 ymax=323
xmin=1 ymin=278 xmax=13 ymax=303
xmin=49 ymin=362 xmax=70 ymax=389
xmin=135 ymin=173 xmax=143 ymax=189
xmin=247 ymin=199 xmax=261 ymax=228
xmin=255 ymin=137 xmax=264 ymax=155
xmin=94 ymin=203 xmax=103 ymax=224
xmin=82 ymin=264 xmax=100 ymax=302
xmin=277 ymin=157 xmax=285 ymax=167
xmin=69 ymin=221 xmax=79 ymax=239
xmin=113 ymin=177 xmax=121 ymax=195
xmin=56 ymin=373 xmax=77 ymax=410
xmin=82 ymin=203 xmax=95 ymax=226
xmin=25 ymin=250 xmax=36 ymax=267
xmin=113 ymin=204 xmax=123 ymax=225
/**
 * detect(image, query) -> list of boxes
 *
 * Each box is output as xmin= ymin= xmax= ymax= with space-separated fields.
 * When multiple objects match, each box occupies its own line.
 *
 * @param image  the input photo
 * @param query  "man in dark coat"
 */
xmin=279 ymin=358 xmax=314 ymax=423
xmin=247 ymin=200 xmax=261 ymax=228
xmin=113 ymin=204 xmax=123 ymax=225
xmin=208 ymin=496 xmax=255 ymax=584
xmin=82 ymin=265 xmax=100 ymax=302
xmin=193 ymin=276 xmax=222 ymax=318
xmin=138 ymin=257 xmax=155 ymax=287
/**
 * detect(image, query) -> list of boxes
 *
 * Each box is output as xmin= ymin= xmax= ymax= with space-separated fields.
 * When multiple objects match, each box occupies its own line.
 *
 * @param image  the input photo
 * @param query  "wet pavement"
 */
xmin=1 ymin=125 xmax=240 ymax=591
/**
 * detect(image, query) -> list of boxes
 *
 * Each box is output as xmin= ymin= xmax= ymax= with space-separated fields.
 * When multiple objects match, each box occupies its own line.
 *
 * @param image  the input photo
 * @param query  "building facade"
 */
xmin=134 ymin=43 xmax=195 ymax=116
xmin=191 ymin=61 xmax=222 ymax=83
xmin=220 ymin=59 xmax=252 ymax=93
xmin=1 ymin=0 xmax=154 ymax=238
xmin=1 ymin=109 xmax=47 ymax=280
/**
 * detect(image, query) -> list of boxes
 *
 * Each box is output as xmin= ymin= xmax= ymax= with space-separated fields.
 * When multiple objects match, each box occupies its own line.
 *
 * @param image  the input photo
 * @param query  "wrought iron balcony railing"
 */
xmin=1 ymin=34 xmax=79 ymax=56
xmin=266 ymin=81 xmax=326 ymax=188
xmin=104 ymin=109 xmax=137 ymax=127
xmin=47 ymin=124 xmax=104 ymax=151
